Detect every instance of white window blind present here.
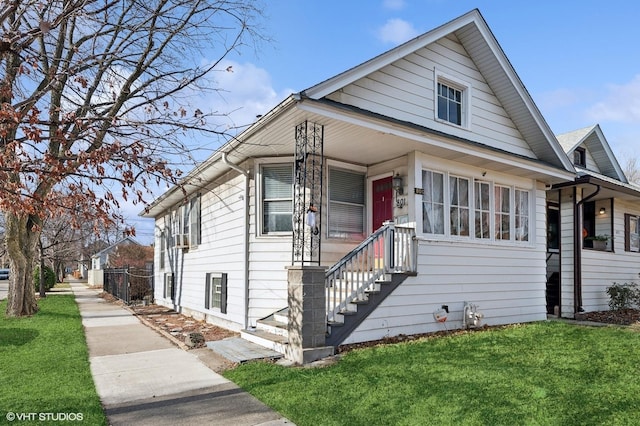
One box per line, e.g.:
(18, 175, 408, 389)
(262, 164, 293, 233)
(329, 168, 365, 238)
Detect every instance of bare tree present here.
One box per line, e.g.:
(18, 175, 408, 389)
(622, 154, 640, 186)
(1, 0, 266, 316)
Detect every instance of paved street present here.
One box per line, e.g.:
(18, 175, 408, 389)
(0, 280, 7, 300)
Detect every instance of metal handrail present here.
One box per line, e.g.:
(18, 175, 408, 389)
(325, 223, 416, 323)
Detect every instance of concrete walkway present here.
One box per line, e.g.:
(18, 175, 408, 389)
(71, 281, 293, 426)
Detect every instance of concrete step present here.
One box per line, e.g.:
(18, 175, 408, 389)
(240, 328, 288, 355)
(206, 336, 283, 363)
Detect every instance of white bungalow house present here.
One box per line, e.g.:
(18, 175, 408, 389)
(141, 9, 580, 362)
(548, 124, 640, 318)
(88, 236, 141, 287)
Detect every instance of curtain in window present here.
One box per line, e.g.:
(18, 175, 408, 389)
(450, 176, 470, 236)
(474, 181, 490, 239)
(632, 218, 640, 252)
(262, 164, 293, 233)
(422, 170, 444, 234)
(515, 189, 529, 241)
(329, 168, 365, 238)
(494, 185, 510, 240)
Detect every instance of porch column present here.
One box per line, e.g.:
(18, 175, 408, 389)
(286, 265, 334, 364)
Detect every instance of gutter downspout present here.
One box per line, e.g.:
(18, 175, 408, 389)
(222, 153, 251, 329)
(574, 183, 601, 314)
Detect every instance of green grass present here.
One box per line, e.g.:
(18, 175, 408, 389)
(225, 322, 640, 426)
(0, 296, 106, 425)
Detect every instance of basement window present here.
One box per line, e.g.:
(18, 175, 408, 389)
(205, 272, 227, 314)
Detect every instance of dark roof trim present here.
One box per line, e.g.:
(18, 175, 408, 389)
(552, 174, 640, 198)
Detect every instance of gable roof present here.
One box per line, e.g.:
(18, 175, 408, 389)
(556, 124, 627, 183)
(91, 236, 141, 259)
(302, 9, 574, 172)
(141, 9, 576, 218)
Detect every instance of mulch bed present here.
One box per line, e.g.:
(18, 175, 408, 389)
(577, 308, 640, 325)
(98, 292, 640, 352)
(98, 293, 238, 348)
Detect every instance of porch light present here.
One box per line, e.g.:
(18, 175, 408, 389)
(392, 174, 404, 195)
(599, 207, 606, 215)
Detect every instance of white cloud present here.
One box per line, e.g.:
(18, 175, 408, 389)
(382, 0, 406, 10)
(587, 74, 640, 123)
(377, 18, 419, 45)
(195, 60, 293, 132)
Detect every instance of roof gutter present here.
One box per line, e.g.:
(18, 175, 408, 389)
(221, 152, 249, 177)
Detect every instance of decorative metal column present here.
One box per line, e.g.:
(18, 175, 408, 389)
(292, 121, 324, 265)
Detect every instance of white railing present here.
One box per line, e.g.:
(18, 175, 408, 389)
(325, 223, 416, 323)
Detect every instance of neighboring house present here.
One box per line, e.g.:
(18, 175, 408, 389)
(141, 9, 581, 362)
(88, 237, 141, 286)
(549, 125, 640, 317)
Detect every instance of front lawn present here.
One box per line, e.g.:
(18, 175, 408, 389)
(0, 295, 106, 425)
(225, 321, 640, 426)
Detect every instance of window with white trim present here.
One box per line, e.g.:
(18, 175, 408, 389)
(422, 170, 445, 234)
(434, 71, 470, 128)
(495, 185, 511, 241)
(328, 168, 365, 239)
(261, 163, 293, 234)
(437, 82, 462, 125)
(205, 272, 227, 313)
(163, 273, 174, 301)
(421, 169, 531, 243)
(474, 181, 491, 239)
(159, 231, 166, 269)
(171, 194, 201, 248)
(515, 189, 529, 242)
(449, 175, 470, 236)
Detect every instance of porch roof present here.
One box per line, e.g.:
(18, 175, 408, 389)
(551, 168, 640, 202)
(141, 94, 576, 218)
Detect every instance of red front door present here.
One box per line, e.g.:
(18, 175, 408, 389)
(372, 176, 394, 267)
(372, 176, 393, 231)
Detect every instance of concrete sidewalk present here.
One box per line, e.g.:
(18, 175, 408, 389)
(71, 281, 293, 426)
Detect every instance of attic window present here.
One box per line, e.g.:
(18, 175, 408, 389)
(434, 69, 470, 128)
(437, 82, 462, 125)
(574, 147, 586, 167)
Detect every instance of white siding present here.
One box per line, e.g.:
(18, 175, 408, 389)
(343, 167, 548, 345)
(583, 148, 601, 173)
(559, 188, 575, 318)
(246, 158, 372, 326)
(581, 199, 640, 312)
(326, 34, 534, 159)
(154, 170, 249, 331)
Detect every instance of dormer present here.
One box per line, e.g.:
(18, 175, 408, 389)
(557, 124, 627, 183)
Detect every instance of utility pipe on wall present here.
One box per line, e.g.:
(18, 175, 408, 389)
(222, 152, 251, 329)
(574, 183, 600, 314)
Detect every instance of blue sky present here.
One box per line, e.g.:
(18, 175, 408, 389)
(130, 0, 640, 242)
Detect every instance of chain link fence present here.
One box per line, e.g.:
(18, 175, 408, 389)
(103, 264, 154, 305)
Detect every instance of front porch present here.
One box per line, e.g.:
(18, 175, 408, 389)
(242, 222, 418, 364)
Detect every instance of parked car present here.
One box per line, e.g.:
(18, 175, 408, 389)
(0, 269, 9, 280)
